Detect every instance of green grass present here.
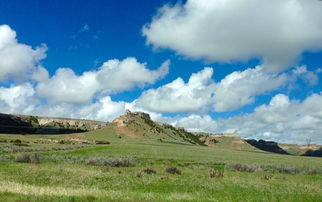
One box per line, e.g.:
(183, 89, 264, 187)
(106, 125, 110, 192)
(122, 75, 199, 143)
(0, 128, 322, 201)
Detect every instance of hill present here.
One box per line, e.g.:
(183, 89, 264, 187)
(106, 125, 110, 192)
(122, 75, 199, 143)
(112, 110, 205, 146)
(245, 139, 289, 155)
(193, 132, 257, 151)
(0, 113, 107, 134)
(279, 143, 322, 156)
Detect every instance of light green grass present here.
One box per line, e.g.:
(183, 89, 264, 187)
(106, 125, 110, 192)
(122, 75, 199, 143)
(0, 129, 322, 201)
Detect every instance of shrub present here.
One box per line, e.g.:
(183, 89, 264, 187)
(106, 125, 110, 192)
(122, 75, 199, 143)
(15, 153, 40, 164)
(58, 140, 72, 144)
(228, 163, 262, 173)
(136, 172, 143, 178)
(166, 166, 181, 174)
(0, 139, 7, 143)
(11, 139, 22, 144)
(262, 175, 273, 180)
(0, 155, 9, 162)
(95, 140, 110, 145)
(209, 169, 224, 178)
(142, 168, 157, 174)
(263, 165, 322, 175)
(85, 157, 134, 167)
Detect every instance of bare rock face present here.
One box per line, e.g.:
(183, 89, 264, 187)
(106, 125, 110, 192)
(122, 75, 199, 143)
(125, 110, 151, 120)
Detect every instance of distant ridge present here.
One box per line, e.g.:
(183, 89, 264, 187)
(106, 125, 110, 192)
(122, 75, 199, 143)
(0, 113, 107, 134)
(245, 139, 289, 155)
(1, 111, 320, 157)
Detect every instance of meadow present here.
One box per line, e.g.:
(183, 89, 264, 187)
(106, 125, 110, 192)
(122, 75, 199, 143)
(0, 126, 321, 201)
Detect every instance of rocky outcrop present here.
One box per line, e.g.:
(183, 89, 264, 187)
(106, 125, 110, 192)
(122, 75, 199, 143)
(303, 147, 322, 157)
(246, 139, 289, 155)
(124, 110, 151, 120)
(0, 113, 107, 134)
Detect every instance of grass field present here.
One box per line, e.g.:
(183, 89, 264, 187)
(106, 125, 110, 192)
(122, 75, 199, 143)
(0, 126, 321, 201)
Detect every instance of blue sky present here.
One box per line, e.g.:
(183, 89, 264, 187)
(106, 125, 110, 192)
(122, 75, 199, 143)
(0, 0, 322, 144)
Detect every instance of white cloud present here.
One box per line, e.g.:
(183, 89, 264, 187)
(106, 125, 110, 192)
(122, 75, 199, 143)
(136, 65, 290, 113)
(0, 82, 127, 122)
(135, 67, 215, 112)
(33, 96, 126, 122)
(143, 0, 322, 71)
(213, 66, 288, 112)
(0, 25, 47, 82)
(37, 58, 170, 104)
(37, 68, 100, 104)
(97, 57, 169, 92)
(169, 93, 322, 144)
(0, 83, 38, 114)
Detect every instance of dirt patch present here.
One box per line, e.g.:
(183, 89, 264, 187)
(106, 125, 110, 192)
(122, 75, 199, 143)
(112, 117, 139, 138)
(114, 125, 138, 138)
(232, 139, 246, 145)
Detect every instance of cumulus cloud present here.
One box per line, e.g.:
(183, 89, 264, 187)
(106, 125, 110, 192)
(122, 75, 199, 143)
(213, 66, 288, 112)
(169, 93, 322, 144)
(33, 96, 127, 122)
(0, 83, 38, 114)
(37, 68, 99, 104)
(135, 67, 215, 112)
(0, 25, 47, 82)
(143, 0, 322, 71)
(37, 58, 170, 104)
(136, 65, 292, 113)
(97, 57, 169, 92)
(0, 82, 127, 122)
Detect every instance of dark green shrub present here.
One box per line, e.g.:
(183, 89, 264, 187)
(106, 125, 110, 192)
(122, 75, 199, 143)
(142, 168, 157, 174)
(95, 140, 110, 145)
(166, 166, 181, 174)
(11, 139, 22, 144)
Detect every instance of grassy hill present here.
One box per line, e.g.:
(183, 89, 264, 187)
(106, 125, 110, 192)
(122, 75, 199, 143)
(0, 111, 322, 201)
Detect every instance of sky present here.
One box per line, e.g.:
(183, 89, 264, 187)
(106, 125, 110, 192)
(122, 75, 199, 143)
(0, 0, 322, 144)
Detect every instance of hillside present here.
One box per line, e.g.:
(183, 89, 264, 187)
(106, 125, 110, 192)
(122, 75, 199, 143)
(245, 139, 289, 155)
(0, 113, 107, 134)
(193, 132, 257, 151)
(111, 110, 205, 146)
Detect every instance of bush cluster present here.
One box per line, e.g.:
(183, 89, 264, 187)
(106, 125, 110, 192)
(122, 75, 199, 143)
(44, 155, 135, 167)
(85, 157, 134, 167)
(209, 169, 224, 178)
(264, 165, 322, 175)
(15, 153, 40, 164)
(227, 162, 322, 175)
(227, 163, 262, 173)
